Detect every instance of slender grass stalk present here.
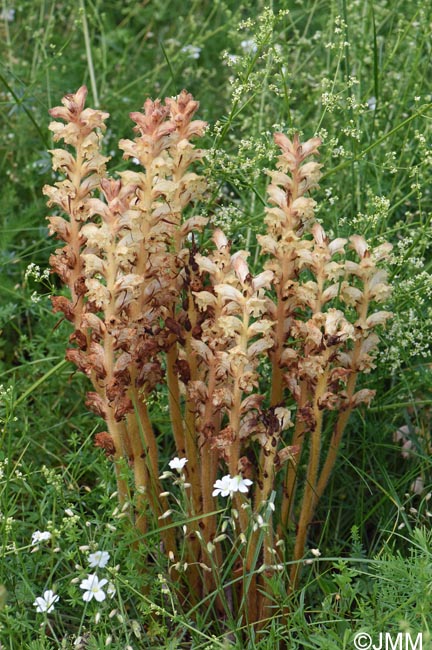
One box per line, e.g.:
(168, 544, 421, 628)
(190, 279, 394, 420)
(79, 0, 99, 107)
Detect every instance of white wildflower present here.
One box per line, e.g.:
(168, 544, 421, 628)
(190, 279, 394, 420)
(88, 550, 110, 569)
(168, 457, 188, 471)
(212, 475, 234, 497)
(79, 574, 108, 602)
(31, 530, 52, 546)
(230, 475, 253, 494)
(212, 474, 253, 498)
(33, 589, 59, 613)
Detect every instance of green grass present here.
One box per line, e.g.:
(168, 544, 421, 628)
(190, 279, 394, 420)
(1, 0, 432, 647)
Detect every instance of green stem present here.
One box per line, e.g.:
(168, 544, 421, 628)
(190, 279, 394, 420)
(79, 0, 99, 107)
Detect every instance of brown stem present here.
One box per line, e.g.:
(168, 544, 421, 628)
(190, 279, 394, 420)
(255, 440, 277, 623)
(199, 366, 221, 595)
(279, 381, 308, 532)
(290, 368, 329, 588)
(270, 291, 286, 407)
(199, 365, 219, 533)
(125, 409, 150, 538)
(105, 411, 130, 508)
(315, 291, 370, 509)
(127, 391, 176, 553)
(166, 345, 187, 457)
(315, 372, 358, 503)
(182, 323, 206, 600)
(183, 338, 202, 517)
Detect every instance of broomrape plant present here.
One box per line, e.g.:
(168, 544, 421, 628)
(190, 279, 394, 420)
(43, 86, 392, 627)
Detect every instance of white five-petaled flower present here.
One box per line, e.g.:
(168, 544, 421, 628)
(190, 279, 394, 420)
(79, 574, 108, 602)
(31, 530, 52, 546)
(229, 475, 253, 494)
(212, 474, 253, 498)
(212, 475, 233, 497)
(33, 589, 59, 613)
(168, 457, 188, 471)
(88, 550, 110, 568)
(311, 548, 321, 558)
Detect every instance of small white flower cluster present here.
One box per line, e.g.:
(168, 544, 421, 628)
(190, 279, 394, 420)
(0, 512, 14, 535)
(32, 546, 115, 614)
(212, 474, 252, 498)
(41, 465, 63, 491)
(24, 263, 50, 283)
(30, 291, 42, 304)
(222, 51, 239, 67)
(181, 45, 201, 60)
(0, 384, 14, 405)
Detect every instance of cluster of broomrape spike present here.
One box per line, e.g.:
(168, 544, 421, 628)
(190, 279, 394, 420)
(44, 86, 392, 626)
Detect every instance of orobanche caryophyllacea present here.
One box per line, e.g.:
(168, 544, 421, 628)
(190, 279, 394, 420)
(44, 86, 392, 627)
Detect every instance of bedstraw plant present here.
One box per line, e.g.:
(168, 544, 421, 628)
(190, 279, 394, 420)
(44, 86, 392, 628)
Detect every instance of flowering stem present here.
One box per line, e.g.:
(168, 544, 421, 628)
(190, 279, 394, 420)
(105, 412, 130, 508)
(280, 382, 308, 532)
(166, 346, 187, 457)
(290, 367, 329, 588)
(130, 395, 177, 553)
(198, 364, 222, 597)
(270, 286, 288, 406)
(184, 338, 202, 516)
(255, 442, 278, 621)
(315, 389, 355, 504)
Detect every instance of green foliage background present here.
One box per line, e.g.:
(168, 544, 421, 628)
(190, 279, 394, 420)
(0, 0, 431, 647)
